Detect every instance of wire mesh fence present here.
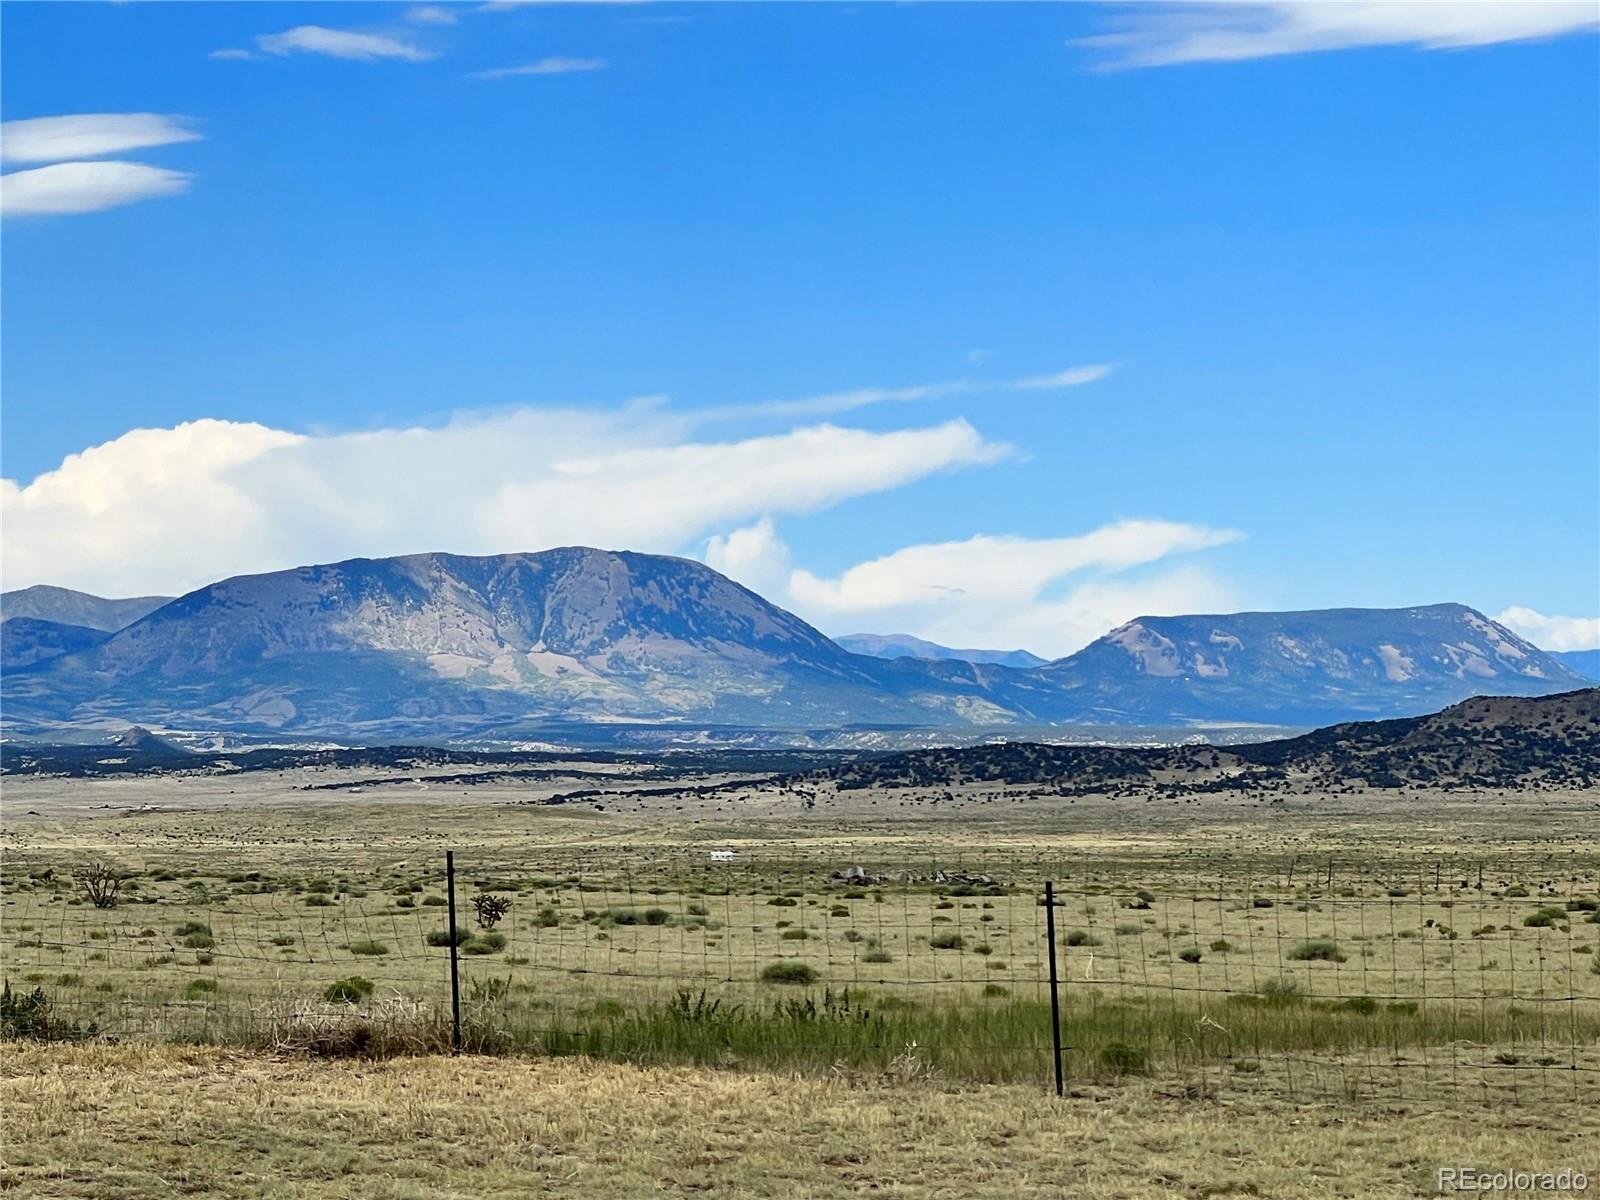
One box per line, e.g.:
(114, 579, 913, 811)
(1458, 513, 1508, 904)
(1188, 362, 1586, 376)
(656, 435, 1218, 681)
(4, 844, 1598, 1103)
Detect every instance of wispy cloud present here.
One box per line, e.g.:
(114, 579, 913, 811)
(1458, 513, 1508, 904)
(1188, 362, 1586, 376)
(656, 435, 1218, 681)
(1076, 1, 1599, 69)
(209, 49, 255, 61)
(407, 5, 460, 26)
(255, 25, 438, 63)
(1, 114, 200, 219)
(1, 113, 200, 164)
(702, 363, 1114, 421)
(1496, 606, 1600, 652)
(471, 56, 608, 79)
(1, 161, 193, 217)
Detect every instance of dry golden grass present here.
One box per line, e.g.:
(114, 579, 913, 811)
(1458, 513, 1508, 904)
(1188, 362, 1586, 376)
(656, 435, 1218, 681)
(4, 1041, 1597, 1200)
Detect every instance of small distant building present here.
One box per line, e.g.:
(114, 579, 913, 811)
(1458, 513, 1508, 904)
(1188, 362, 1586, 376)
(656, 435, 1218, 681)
(709, 849, 736, 862)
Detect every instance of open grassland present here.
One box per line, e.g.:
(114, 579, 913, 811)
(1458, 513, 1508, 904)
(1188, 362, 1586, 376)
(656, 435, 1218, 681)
(5, 1041, 1599, 1200)
(3, 772, 1599, 1102)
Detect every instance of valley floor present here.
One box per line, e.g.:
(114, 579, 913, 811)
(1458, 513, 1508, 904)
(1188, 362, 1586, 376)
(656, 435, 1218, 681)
(5, 1042, 1597, 1200)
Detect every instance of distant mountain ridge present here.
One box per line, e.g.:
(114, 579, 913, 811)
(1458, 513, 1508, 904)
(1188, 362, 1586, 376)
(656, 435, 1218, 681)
(1038, 604, 1575, 727)
(806, 688, 1600, 795)
(1552, 650, 1600, 682)
(1, 618, 111, 669)
(0, 550, 1585, 739)
(1, 585, 172, 632)
(836, 633, 1047, 669)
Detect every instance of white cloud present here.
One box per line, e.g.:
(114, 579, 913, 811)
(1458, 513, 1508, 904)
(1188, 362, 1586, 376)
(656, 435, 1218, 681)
(1, 161, 192, 217)
(2, 410, 1004, 598)
(1078, 1, 1599, 68)
(471, 57, 608, 79)
(704, 363, 1114, 421)
(1, 113, 201, 164)
(704, 517, 791, 601)
(1495, 606, 1600, 652)
(256, 26, 437, 62)
(700, 518, 1241, 658)
(210, 49, 255, 61)
(407, 5, 460, 25)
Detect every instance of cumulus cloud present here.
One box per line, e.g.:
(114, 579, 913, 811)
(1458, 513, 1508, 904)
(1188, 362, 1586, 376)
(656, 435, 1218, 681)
(2, 410, 1004, 598)
(703, 518, 1241, 658)
(1, 113, 200, 164)
(1, 161, 193, 217)
(1495, 606, 1600, 652)
(1077, 1, 1599, 68)
(256, 26, 437, 62)
(471, 57, 607, 79)
(704, 517, 792, 602)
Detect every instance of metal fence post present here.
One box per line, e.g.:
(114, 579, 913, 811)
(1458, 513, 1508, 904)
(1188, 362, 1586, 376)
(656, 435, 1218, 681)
(1045, 879, 1063, 1098)
(446, 849, 462, 1054)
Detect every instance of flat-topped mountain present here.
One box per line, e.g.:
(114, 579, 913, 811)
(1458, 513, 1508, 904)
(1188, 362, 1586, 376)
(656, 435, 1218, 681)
(1039, 604, 1577, 726)
(1, 550, 1584, 739)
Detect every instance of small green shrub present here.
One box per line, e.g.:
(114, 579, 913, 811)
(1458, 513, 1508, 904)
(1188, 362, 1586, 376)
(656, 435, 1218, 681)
(1209, 938, 1233, 952)
(780, 929, 809, 941)
(462, 932, 507, 955)
(425, 929, 470, 947)
(760, 961, 818, 985)
(1178, 947, 1202, 963)
(1287, 939, 1346, 963)
(349, 940, 389, 957)
(982, 983, 1010, 998)
(1064, 930, 1101, 948)
(184, 978, 218, 999)
(929, 931, 965, 951)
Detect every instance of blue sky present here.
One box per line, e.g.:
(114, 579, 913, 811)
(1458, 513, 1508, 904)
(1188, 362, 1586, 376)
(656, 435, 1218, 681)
(2, 1, 1597, 656)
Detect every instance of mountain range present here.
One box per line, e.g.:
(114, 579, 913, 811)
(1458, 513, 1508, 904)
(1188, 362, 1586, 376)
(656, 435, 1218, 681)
(1, 548, 1588, 741)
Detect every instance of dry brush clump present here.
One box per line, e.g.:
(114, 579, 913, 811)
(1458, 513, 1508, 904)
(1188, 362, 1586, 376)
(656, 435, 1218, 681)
(73, 861, 130, 909)
(255, 994, 510, 1058)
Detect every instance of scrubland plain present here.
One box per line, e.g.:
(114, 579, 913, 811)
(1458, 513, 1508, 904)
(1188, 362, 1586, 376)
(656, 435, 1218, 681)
(3, 765, 1598, 1197)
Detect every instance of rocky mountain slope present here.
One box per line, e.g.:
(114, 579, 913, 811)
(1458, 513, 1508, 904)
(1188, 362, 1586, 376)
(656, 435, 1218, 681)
(836, 633, 1047, 669)
(1, 551, 1584, 740)
(808, 687, 1600, 794)
(1038, 604, 1578, 726)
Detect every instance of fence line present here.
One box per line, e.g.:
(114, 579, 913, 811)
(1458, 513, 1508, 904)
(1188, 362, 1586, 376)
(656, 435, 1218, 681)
(3, 847, 1598, 1103)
